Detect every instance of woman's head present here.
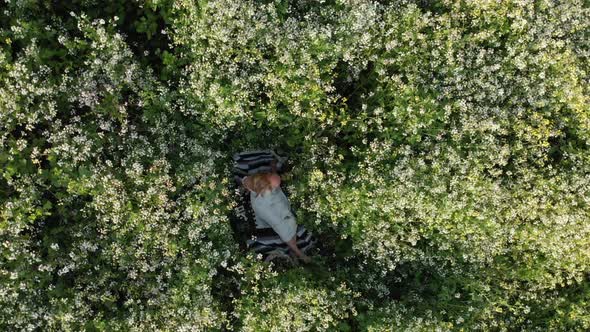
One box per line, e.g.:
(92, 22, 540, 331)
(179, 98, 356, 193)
(243, 172, 280, 197)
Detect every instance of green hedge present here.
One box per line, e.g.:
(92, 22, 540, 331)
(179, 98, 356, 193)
(1, 0, 589, 330)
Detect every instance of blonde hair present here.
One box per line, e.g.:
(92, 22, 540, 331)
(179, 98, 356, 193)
(243, 173, 273, 197)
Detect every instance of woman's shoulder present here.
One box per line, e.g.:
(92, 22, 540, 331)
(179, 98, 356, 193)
(250, 187, 276, 199)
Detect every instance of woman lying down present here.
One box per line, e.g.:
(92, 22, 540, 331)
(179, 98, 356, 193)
(242, 172, 314, 264)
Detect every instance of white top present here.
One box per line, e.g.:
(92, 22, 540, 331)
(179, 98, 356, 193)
(249, 186, 297, 242)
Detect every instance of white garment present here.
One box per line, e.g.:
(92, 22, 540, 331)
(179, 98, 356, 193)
(249, 186, 297, 242)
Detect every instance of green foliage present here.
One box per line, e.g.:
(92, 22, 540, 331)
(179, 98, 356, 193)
(1, 0, 589, 330)
(233, 264, 359, 331)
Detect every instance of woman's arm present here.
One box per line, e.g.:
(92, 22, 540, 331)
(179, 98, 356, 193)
(242, 176, 251, 192)
(285, 235, 311, 263)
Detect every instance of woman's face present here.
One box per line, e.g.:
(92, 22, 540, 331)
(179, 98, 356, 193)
(267, 173, 281, 188)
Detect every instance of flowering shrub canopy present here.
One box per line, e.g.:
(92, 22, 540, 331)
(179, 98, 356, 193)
(1, 0, 589, 330)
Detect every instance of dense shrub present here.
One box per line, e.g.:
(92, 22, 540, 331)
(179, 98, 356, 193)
(1, 0, 589, 330)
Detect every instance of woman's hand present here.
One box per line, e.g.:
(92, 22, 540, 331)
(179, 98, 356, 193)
(285, 236, 311, 263)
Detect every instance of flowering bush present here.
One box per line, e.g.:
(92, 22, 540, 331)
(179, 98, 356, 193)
(232, 261, 359, 332)
(1, 0, 589, 330)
